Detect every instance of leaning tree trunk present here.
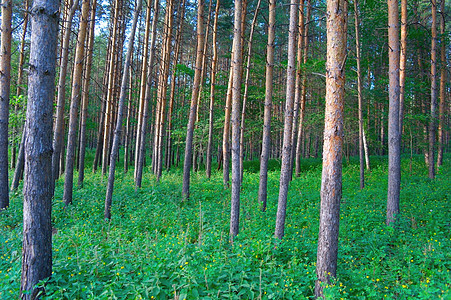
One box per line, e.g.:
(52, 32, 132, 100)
(20, 0, 59, 297)
(274, 0, 298, 240)
(105, 0, 142, 219)
(182, 0, 205, 200)
(428, 0, 438, 179)
(0, 0, 12, 210)
(62, 0, 90, 206)
(314, 0, 347, 296)
(386, 0, 401, 225)
(257, 0, 276, 212)
(437, 0, 446, 168)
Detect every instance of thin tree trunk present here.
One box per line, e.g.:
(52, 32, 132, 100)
(258, 0, 276, 211)
(428, 0, 438, 179)
(437, 0, 446, 168)
(314, 0, 347, 296)
(105, 0, 142, 219)
(399, 0, 407, 132)
(77, 0, 96, 187)
(124, 58, 133, 173)
(386, 0, 401, 225)
(0, 0, 12, 209)
(274, 0, 298, 240)
(223, 65, 233, 186)
(10, 128, 25, 191)
(182, 0, 205, 200)
(62, 0, 91, 205)
(52, 0, 79, 181)
(206, 0, 220, 179)
(20, 0, 58, 296)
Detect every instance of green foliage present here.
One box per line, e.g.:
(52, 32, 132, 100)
(1, 155, 450, 299)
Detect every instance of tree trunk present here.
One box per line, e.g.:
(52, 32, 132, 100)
(314, 0, 347, 296)
(0, 0, 12, 209)
(428, 0, 438, 179)
(274, 0, 298, 240)
(20, 0, 58, 296)
(258, 0, 275, 211)
(437, 0, 446, 168)
(386, 0, 401, 225)
(223, 65, 233, 187)
(62, 0, 91, 206)
(10, 128, 25, 191)
(78, 0, 97, 187)
(399, 0, 406, 132)
(52, 0, 79, 182)
(105, 0, 142, 219)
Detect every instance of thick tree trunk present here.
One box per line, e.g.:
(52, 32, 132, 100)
(182, 0, 205, 200)
(229, 0, 243, 241)
(386, 0, 401, 225)
(206, 0, 220, 179)
(20, 0, 58, 297)
(105, 0, 142, 219)
(52, 0, 79, 182)
(0, 0, 12, 209)
(62, 0, 91, 205)
(428, 0, 438, 179)
(274, 0, 298, 240)
(314, 0, 347, 296)
(258, 0, 275, 211)
(78, 0, 97, 187)
(437, 0, 446, 168)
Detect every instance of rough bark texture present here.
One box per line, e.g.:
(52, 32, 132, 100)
(0, 0, 12, 209)
(437, 0, 446, 168)
(63, 0, 90, 206)
(386, 0, 401, 225)
(315, 0, 347, 296)
(105, 0, 141, 219)
(428, 0, 437, 179)
(229, 0, 243, 240)
(20, 0, 59, 297)
(258, 0, 275, 211)
(274, 0, 297, 240)
(182, 0, 204, 200)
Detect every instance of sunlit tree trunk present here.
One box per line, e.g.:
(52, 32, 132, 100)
(20, 0, 58, 296)
(437, 0, 446, 168)
(315, 0, 347, 296)
(386, 0, 401, 225)
(428, 0, 438, 179)
(274, 0, 298, 240)
(399, 0, 407, 132)
(182, 0, 205, 200)
(258, 0, 275, 211)
(105, 0, 142, 219)
(0, 0, 12, 209)
(62, 0, 90, 205)
(223, 65, 233, 186)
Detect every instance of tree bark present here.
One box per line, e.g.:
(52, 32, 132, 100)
(105, 0, 142, 219)
(428, 0, 438, 179)
(315, 0, 347, 296)
(258, 0, 275, 211)
(62, 0, 91, 205)
(437, 0, 446, 168)
(274, 0, 298, 240)
(386, 0, 401, 225)
(0, 0, 12, 209)
(20, 0, 58, 297)
(399, 0, 407, 133)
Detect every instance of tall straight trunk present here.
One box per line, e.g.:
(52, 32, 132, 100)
(315, 0, 347, 296)
(134, 1, 152, 179)
(223, 65, 233, 186)
(428, 0, 438, 179)
(20, 0, 58, 296)
(182, 0, 205, 200)
(274, 0, 298, 240)
(105, 0, 142, 219)
(437, 0, 446, 168)
(229, 0, 243, 241)
(52, 0, 79, 181)
(124, 60, 133, 172)
(77, 0, 97, 187)
(354, 0, 364, 189)
(386, 0, 401, 225)
(258, 0, 276, 211)
(135, 0, 159, 189)
(206, 0, 220, 179)
(239, 0, 261, 182)
(62, 0, 90, 206)
(0, 0, 12, 209)
(399, 0, 407, 132)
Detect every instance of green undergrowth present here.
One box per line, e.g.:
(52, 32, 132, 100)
(1, 155, 450, 299)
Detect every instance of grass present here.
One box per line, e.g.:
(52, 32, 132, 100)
(1, 154, 450, 299)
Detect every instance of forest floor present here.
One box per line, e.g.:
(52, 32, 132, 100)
(1, 154, 450, 299)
